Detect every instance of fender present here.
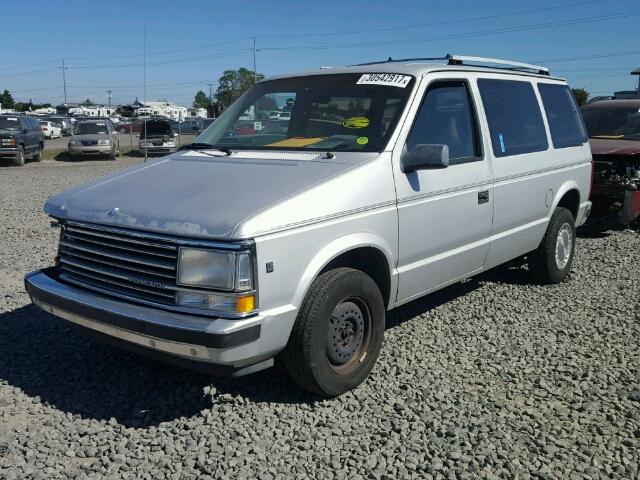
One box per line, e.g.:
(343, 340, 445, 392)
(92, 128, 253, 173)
(548, 180, 580, 219)
(291, 232, 397, 311)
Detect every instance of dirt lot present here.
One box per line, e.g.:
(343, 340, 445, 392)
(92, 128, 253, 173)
(0, 158, 638, 479)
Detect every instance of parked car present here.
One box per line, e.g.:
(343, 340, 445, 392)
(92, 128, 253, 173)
(38, 120, 63, 139)
(45, 116, 73, 136)
(0, 115, 44, 166)
(581, 99, 640, 227)
(180, 118, 202, 133)
(68, 120, 120, 159)
(25, 56, 592, 395)
(118, 120, 142, 134)
(198, 117, 216, 133)
(138, 118, 177, 155)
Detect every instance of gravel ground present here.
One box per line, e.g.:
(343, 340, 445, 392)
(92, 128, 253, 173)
(1, 159, 639, 480)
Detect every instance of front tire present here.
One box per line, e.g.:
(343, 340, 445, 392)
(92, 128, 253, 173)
(283, 267, 385, 396)
(528, 207, 576, 284)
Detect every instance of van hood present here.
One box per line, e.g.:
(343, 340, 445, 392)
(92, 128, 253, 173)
(44, 151, 372, 239)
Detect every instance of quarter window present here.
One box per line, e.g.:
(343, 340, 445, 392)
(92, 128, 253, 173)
(406, 81, 481, 164)
(538, 83, 588, 148)
(478, 79, 548, 157)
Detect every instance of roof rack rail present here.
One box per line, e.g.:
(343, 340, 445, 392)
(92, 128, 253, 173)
(351, 54, 550, 75)
(446, 54, 549, 75)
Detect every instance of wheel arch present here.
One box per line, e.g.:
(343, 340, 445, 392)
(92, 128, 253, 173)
(551, 182, 581, 220)
(292, 233, 396, 311)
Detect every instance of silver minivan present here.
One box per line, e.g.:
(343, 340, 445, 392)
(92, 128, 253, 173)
(25, 56, 592, 396)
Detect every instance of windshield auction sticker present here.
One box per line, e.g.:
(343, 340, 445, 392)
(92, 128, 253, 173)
(357, 73, 412, 88)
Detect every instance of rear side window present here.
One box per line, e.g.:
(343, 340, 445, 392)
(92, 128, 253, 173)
(538, 83, 587, 148)
(478, 79, 548, 157)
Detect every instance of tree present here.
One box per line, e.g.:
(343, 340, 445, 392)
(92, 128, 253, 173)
(571, 88, 589, 106)
(0, 89, 15, 109)
(193, 90, 211, 110)
(257, 96, 277, 112)
(215, 68, 264, 109)
(81, 98, 94, 106)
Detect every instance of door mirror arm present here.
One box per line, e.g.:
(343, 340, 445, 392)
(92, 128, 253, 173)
(401, 144, 450, 173)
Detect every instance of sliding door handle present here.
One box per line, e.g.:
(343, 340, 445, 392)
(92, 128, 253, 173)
(478, 190, 489, 204)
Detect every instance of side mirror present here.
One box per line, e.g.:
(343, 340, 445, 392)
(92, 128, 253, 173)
(23, 128, 29, 134)
(401, 144, 450, 173)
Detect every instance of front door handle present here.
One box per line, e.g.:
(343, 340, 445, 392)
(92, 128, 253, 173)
(478, 190, 489, 204)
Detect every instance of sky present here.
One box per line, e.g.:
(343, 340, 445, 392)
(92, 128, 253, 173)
(1, 0, 639, 107)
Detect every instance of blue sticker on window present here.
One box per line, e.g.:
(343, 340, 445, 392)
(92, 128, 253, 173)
(498, 133, 506, 153)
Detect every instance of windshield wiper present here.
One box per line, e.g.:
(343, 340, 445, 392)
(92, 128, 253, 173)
(179, 143, 232, 156)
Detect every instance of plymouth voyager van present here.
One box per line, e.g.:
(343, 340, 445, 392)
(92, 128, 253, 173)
(25, 55, 592, 395)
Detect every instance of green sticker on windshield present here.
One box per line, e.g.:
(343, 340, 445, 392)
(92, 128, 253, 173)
(343, 116, 370, 129)
(356, 136, 369, 145)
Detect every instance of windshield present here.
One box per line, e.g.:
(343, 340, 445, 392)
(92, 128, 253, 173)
(0, 117, 21, 131)
(582, 107, 640, 140)
(195, 73, 416, 152)
(75, 122, 109, 135)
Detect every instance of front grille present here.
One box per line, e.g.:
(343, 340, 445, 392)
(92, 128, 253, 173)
(57, 223, 179, 307)
(81, 140, 98, 146)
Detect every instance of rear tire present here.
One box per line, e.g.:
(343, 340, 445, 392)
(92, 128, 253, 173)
(14, 146, 25, 166)
(528, 207, 576, 284)
(282, 267, 385, 396)
(33, 144, 43, 162)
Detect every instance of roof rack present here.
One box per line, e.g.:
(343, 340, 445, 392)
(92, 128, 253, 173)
(352, 54, 550, 76)
(446, 55, 549, 75)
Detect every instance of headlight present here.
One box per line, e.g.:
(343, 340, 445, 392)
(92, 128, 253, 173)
(97, 139, 111, 145)
(177, 247, 256, 314)
(178, 248, 235, 289)
(164, 139, 176, 147)
(140, 141, 152, 147)
(69, 140, 80, 146)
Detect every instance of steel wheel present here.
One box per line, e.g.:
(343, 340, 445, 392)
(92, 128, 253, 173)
(555, 223, 573, 270)
(326, 298, 371, 374)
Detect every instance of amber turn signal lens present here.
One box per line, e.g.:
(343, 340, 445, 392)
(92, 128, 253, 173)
(236, 294, 255, 313)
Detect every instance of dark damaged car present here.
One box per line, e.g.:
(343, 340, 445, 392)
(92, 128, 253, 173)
(138, 118, 177, 155)
(582, 99, 640, 227)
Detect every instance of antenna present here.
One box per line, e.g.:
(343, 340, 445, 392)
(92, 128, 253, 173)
(143, 24, 147, 163)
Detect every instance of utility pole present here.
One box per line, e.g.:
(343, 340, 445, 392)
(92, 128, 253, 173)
(61, 59, 68, 104)
(207, 83, 213, 117)
(106, 90, 112, 107)
(253, 36, 257, 84)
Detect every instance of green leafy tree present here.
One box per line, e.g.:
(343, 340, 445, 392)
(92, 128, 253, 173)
(571, 88, 589, 106)
(257, 96, 277, 112)
(215, 68, 264, 109)
(81, 98, 94, 106)
(193, 90, 211, 109)
(0, 89, 15, 109)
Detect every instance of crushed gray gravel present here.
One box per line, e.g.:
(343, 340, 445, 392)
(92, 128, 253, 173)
(1, 158, 639, 480)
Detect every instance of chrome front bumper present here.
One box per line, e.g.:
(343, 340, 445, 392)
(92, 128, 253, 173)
(25, 269, 276, 376)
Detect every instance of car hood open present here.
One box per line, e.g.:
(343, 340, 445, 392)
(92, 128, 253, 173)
(44, 151, 371, 239)
(590, 138, 640, 156)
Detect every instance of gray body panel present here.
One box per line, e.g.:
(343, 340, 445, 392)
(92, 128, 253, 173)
(44, 153, 373, 239)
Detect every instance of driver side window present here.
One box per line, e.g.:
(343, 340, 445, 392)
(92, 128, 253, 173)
(406, 81, 482, 165)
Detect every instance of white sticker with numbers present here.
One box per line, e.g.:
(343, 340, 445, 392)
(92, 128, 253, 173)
(357, 73, 412, 88)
